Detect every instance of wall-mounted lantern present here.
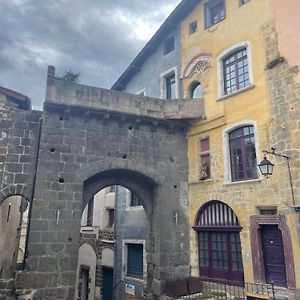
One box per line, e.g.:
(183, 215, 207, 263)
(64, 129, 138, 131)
(258, 156, 274, 177)
(258, 147, 297, 210)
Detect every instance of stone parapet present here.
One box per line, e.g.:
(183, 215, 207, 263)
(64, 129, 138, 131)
(45, 66, 205, 123)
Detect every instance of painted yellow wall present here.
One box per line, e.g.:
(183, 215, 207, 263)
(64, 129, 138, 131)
(181, 0, 300, 288)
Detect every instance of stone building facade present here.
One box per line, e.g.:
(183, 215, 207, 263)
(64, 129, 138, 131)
(113, 0, 300, 297)
(0, 86, 41, 299)
(0, 67, 203, 299)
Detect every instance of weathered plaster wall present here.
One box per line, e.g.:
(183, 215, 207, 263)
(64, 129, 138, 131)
(114, 186, 147, 300)
(123, 29, 183, 99)
(74, 243, 97, 300)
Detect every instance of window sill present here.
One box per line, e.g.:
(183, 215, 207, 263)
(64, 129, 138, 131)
(125, 206, 144, 211)
(224, 178, 261, 186)
(124, 276, 145, 285)
(217, 84, 255, 101)
(189, 179, 213, 185)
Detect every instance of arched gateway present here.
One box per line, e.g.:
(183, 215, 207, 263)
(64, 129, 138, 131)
(8, 66, 205, 299)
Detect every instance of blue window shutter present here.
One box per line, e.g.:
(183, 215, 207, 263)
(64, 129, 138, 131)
(127, 244, 143, 279)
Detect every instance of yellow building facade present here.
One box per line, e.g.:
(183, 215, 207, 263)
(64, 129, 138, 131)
(181, 0, 300, 294)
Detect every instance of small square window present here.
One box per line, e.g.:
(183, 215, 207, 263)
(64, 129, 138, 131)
(205, 0, 225, 29)
(164, 36, 175, 55)
(130, 193, 142, 207)
(189, 21, 198, 34)
(260, 208, 277, 215)
(240, 0, 250, 5)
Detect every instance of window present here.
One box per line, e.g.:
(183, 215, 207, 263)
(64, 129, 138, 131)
(189, 21, 198, 34)
(127, 243, 143, 279)
(190, 82, 203, 99)
(229, 126, 257, 182)
(160, 67, 178, 100)
(240, 0, 250, 5)
(80, 267, 90, 300)
(194, 201, 244, 284)
(107, 208, 114, 227)
(223, 48, 249, 95)
(259, 208, 277, 215)
(205, 0, 225, 29)
(86, 198, 94, 226)
(131, 193, 142, 207)
(199, 138, 210, 180)
(164, 36, 175, 55)
(165, 73, 176, 99)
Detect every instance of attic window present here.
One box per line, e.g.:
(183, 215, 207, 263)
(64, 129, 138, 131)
(205, 0, 225, 29)
(189, 21, 198, 34)
(240, 0, 250, 5)
(164, 36, 175, 55)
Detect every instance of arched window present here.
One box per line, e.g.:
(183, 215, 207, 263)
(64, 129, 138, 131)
(229, 125, 257, 181)
(193, 201, 244, 285)
(190, 82, 203, 99)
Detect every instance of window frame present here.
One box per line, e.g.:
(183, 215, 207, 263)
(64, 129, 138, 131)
(86, 198, 94, 226)
(189, 21, 198, 34)
(106, 208, 115, 228)
(122, 240, 146, 282)
(160, 66, 178, 100)
(217, 42, 254, 99)
(165, 73, 176, 99)
(163, 35, 175, 55)
(190, 81, 203, 99)
(204, 0, 226, 29)
(194, 201, 244, 285)
(239, 0, 250, 5)
(229, 126, 257, 182)
(222, 121, 261, 184)
(199, 137, 211, 180)
(125, 188, 144, 211)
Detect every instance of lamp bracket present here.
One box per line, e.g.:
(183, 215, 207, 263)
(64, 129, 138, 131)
(263, 148, 289, 160)
(261, 148, 295, 207)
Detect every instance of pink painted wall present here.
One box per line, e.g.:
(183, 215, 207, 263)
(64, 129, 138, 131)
(270, 0, 300, 82)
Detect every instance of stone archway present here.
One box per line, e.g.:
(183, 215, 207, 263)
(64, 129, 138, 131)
(0, 195, 30, 279)
(13, 67, 202, 299)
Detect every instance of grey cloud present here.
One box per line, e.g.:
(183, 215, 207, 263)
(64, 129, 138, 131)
(0, 0, 180, 108)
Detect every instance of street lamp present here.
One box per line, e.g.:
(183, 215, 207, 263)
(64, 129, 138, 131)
(258, 155, 274, 177)
(258, 147, 295, 207)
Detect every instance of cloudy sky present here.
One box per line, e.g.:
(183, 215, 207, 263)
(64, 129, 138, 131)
(0, 0, 181, 109)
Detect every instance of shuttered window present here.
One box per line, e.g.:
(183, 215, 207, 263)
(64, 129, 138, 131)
(127, 244, 143, 279)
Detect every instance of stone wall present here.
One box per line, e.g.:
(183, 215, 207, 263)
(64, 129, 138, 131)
(13, 68, 203, 299)
(0, 94, 41, 204)
(114, 186, 148, 300)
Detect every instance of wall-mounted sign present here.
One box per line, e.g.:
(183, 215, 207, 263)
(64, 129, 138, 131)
(125, 283, 135, 296)
(182, 53, 212, 78)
